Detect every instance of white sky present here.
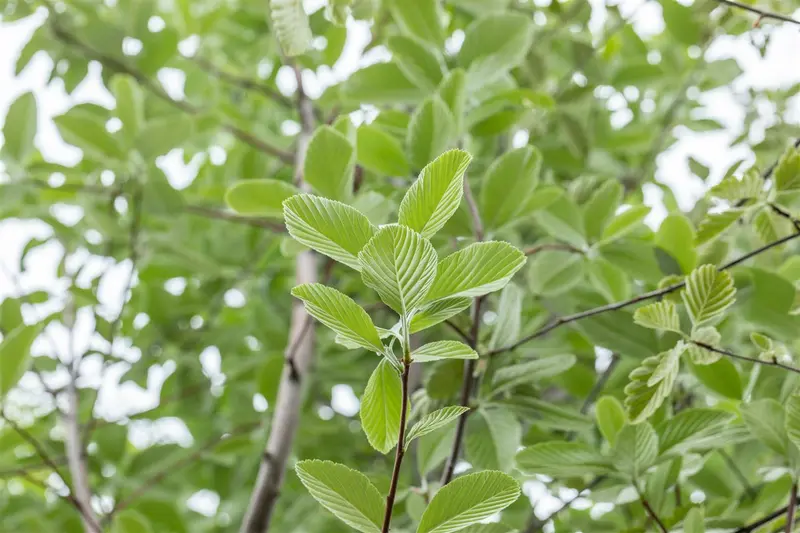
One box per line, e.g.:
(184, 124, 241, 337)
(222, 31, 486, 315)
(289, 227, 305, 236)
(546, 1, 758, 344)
(0, 0, 799, 523)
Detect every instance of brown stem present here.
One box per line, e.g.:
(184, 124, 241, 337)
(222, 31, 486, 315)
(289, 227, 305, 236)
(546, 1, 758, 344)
(489, 230, 800, 356)
(239, 62, 317, 533)
(735, 504, 799, 532)
(382, 361, 411, 533)
(787, 483, 798, 533)
(769, 203, 800, 232)
(713, 0, 800, 26)
(692, 341, 800, 375)
(641, 497, 668, 533)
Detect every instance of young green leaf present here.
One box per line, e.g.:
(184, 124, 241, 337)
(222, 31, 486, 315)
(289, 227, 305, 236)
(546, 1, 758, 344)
(595, 395, 627, 447)
(535, 196, 587, 249)
(459, 13, 534, 90)
(658, 408, 736, 456)
(54, 107, 125, 160)
(601, 205, 649, 242)
(424, 242, 526, 303)
(291, 284, 384, 354)
(295, 460, 384, 533)
(387, 0, 445, 45)
(741, 399, 789, 456)
(417, 471, 520, 533)
(686, 327, 722, 364)
(405, 406, 470, 448)
(583, 179, 623, 241)
(398, 149, 472, 238)
(412, 341, 478, 362)
(480, 146, 541, 229)
(284, 194, 376, 271)
(406, 96, 456, 171)
(270, 0, 311, 56)
(226, 179, 299, 218)
(681, 265, 736, 326)
(491, 355, 576, 394)
(356, 124, 410, 176)
(528, 250, 584, 297)
(360, 359, 402, 454)
(709, 169, 762, 201)
(488, 282, 522, 350)
(358, 225, 438, 315)
(612, 423, 658, 478)
(2, 91, 38, 165)
(516, 442, 612, 477)
(633, 301, 681, 332)
(624, 349, 679, 424)
(785, 394, 800, 452)
(0, 324, 41, 398)
(775, 146, 800, 192)
(695, 209, 744, 245)
(656, 214, 697, 274)
(409, 298, 471, 333)
(304, 126, 355, 201)
(387, 35, 444, 91)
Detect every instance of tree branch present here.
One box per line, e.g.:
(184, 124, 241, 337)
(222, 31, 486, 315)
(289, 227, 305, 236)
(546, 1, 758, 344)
(183, 204, 286, 232)
(692, 341, 800, 375)
(641, 496, 669, 533)
(735, 503, 800, 533)
(489, 230, 800, 356)
(382, 360, 411, 533)
(524, 243, 584, 256)
(240, 62, 318, 533)
(713, 0, 800, 26)
(787, 482, 798, 533)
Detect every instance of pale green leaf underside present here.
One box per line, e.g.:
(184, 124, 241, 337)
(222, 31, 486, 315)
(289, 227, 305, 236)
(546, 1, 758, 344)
(633, 301, 681, 332)
(624, 350, 679, 424)
(284, 194, 376, 271)
(425, 242, 526, 303)
(360, 359, 402, 454)
(658, 408, 735, 455)
(226, 179, 299, 218)
(417, 471, 520, 533)
(516, 442, 612, 477)
(681, 265, 736, 326)
(491, 355, 575, 394)
(270, 0, 312, 56)
(405, 406, 470, 448)
(612, 423, 658, 478)
(410, 297, 471, 333)
(359, 225, 438, 315)
(412, 340, 478, 362)
(399, 149, 472, 238)
(291, 283, 384, 354)
(295, 460, 384, 533)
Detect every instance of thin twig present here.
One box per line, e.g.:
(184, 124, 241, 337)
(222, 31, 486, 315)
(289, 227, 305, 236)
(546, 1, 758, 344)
(769, 203, 800, 232)
(713, 0, 800, 26)
(692, 341, 800, 375)
(381, 360, 411, 533)
(524, 243, 583, 256)
(735, 504, 799, 533)
(641, 497, 669, 533)
(183, 204, 285, 232)
(787, 483, 798, 533)
(489, 230, 800, 356)
(443, 319, 472, 344)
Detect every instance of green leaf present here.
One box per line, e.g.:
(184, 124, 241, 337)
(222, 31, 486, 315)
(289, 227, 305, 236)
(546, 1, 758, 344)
(688, 357, 742, 399)
(516, 442, 612, 477)
(612, 423, 658, 478)
(775, 146, 800, 191)
(633, 301, 681, 332)
(686, 326, 722, 365)
(2, 91, 37, 165)
(356, 124, 409, 176)
(528, 250, 584, 297)
(295, 460, 384, 533)
(437, 69, 467, 133)
(410, 298, 471, 333)
(399, 149, 472, 238)
(412, 341, 478, 362)
(583, 180, 623, 241)
(624, 349, 679, 424)
(305, 126, 355, 201)
(785, 394, 800, 452)
(425, 242, 526, 303)
(656, 214, 697, 274)
(112, 510, 153, 533)
(684, 507, 705, 533)
(661, 0, 701, 45)
(111, 75, 144, 143)
(459, 13, 534, 90)
(492, 355, 576, 394)
(0, 324, 41, 398)
(466, 408, 521, 472)
(741, 399, 789, 456)
(417, 471, 520, 533)
(387, 0, 444, 46)
(405, 406, 470, 448)
(418, 426, 457, 475)
(284, 194, 376, 271)
(480, 146, 542, 229)
(695, 209, 744, 245)
(270, 0, 311, 55)
(681, 265, 736, 326)
(658, 408, 736, 455)
(535, 196, 587, 249)
(135, 115, 194, 159)
(488, 282, 522, 351)
(226, 179, 299, 218)
(709, 169, 761, 201)
(387, 35, 444, 91)
(587, 258, 631, 302)
(54, 108, 124, 160)
(358, 225, 438, 315)
(342, 62, 424, 104)
(601, 205, 650, 242)
(689, 156, 710, 180)
(406, 97, 456, 171)
(291, 283, 384, 354)
(360, 359, 402, 454)
(595, 395, 627, 447)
